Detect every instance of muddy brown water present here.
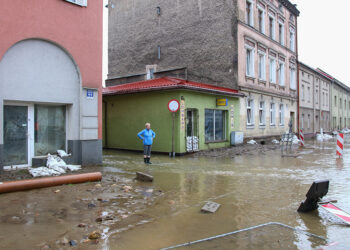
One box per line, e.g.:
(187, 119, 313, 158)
(1, 137, 350, 250)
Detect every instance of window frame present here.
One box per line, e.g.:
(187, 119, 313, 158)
(289, 27, 295, 52)
(258, 6, 265, 34)
(290, 67, 296, 90)
(269, 57, 276, 83)
(247, 98, 255, 126)
(279, 103, 284, 126)
(204, 109, 227, 143)
(270, 102, 276, 126)
(278, 61, 285, 86)
(246, 0, 254, 27)
(245, 45, 255, 77)
(259, 100, 266, 126)
(258, 52, 266, 81)
(278, 21, 285, 46)
(269, 14, 276, 40)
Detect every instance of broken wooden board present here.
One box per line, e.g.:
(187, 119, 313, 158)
(136, 172, 154, 182)
(201, 201, 220, 213)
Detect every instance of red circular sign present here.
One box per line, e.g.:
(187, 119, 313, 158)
(168, 99, 180, 112)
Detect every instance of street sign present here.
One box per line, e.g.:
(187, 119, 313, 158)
(86, 89, 94, 99)
(216, 98, 228, 106)
(168, 99, 180, 112)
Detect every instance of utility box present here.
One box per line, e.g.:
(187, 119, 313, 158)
(231, 131, 244, 146)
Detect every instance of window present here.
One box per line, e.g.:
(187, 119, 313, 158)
(345, 100, 347, 110)
(334, 96, 337, 107)
(307, 87, 311, 103)
(278, 62, 285, 86)
(278, 22, 284, 45)
(290, 68, 296, 90)
(146, 68, 155, 80)
(259, 101, 266, 125)
(270, 102, 276, 125)
(205, 109, 226, 142)
(301, 85, 305, 100)
(258, 53, 266, 81)
(247, 99, 254, 126)
(269, 16, 275, 40)
(326, 93, 328, 106)
(269, 58, 276, 83)
(258, 8, 265, 33)
(315, 89, 318, 104)
(289, 28, 295, 51)
(301, 114, 304, 129)
(307, 114, 310, 129)
(246, 47, 255, 77)
(279, 103, 284, 126)
(246, 0, 254, 26)
(340, 98, 342, 109)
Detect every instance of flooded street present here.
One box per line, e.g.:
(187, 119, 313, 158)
(1, 137, 350, 249)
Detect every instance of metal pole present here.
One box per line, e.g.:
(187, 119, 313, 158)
(172, 112, 175, 157)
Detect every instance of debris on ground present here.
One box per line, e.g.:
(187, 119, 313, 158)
(122, 185, 132, 192)
(88, 231, 101, 240)
(247, 140, 257, 145)
(69, 240, 77, 246)
(136, 172, 154, 182)
(77, 223, 87, 228)
(341, 128, 350, 134)
(28, 154, 81, 177)
(95, 184, 102, 188)
(316, 133, 333, 141)
(57, 150, 71, 158)
(201, 201, 221, 213)
(271, 139, 280, 144)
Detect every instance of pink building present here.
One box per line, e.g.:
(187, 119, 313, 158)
(237, 0, 299, 139)
(0, 0, 103, 169)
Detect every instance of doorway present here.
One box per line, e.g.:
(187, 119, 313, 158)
(290, 111, 295, 132)
(186, 109, 199, 152)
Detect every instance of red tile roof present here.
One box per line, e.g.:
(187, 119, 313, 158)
(103, 77, 244, 97)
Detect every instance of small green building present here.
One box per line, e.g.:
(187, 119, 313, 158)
(103, 77, 244, 154)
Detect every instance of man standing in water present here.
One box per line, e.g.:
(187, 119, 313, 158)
(137, 123, 156, 164)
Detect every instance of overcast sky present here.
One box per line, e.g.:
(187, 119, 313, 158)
(293, 0, 350, 85)
(103, 0, 350, 85)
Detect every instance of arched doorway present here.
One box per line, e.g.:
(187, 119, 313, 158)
(0, 39, 81, 167)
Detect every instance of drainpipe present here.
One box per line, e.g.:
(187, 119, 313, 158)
(296, 17, 300, 135)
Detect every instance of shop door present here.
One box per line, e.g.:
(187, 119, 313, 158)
(3, 105, 28, 166)
(186, 109, 199, 152)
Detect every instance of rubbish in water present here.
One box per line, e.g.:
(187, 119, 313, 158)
(298, 180, 329, 213)
(57, 150, 71, 157)
(77, 223, 87, 228)
(0, 172, 102, 194)
(88, 231, 101, 240)
(54, 189, 60, 193)
(95, 183, 102, 188)
(320, 203, 350, 225)
(247, 140, 257, 145)
(88, 203, 96, 209)
(69, 240, 77, 246)
(136, 172, 154, 182)
(122, 185, 132, 192)
(201, 201, 221, 213)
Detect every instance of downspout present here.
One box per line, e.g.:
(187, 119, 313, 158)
(296, 17, 300, 135)
(103, 100, 108, 148)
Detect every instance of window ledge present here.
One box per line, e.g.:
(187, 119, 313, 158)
(290, 88, 297, 91)
(205, 140, 228, 144)
(246, 124, 255, 129)
(270, 124, 276, 127)
(245, 75, 255, 81)
(258, 79, 267, 85)
(259, 124, 266, 129)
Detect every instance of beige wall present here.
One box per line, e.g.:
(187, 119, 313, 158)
(299, 63, 331, 134)
(237, 0, 298, 137)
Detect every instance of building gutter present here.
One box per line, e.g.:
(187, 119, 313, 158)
(296, 17, 300, 135)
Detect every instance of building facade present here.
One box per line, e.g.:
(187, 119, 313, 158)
(107, 0, 299, 142)
(103, 78, 243, 154)
(316, 69, 350, 131)
(298, 62, 331, 136)
(237, 0, 299, 138)
(0, 0, 103, 170)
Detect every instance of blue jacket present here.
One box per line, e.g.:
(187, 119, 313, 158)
(137, 129, 156, 145)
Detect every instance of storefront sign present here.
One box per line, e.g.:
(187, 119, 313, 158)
(216, 98, 228, 106)
(230, 104, 234, 129)
(180, 100, 186, 131)
(168, 99, 180, 112)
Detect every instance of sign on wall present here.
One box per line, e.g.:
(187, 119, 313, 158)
(168, 99, 180, 112)
(180, 99, 186, 131)
(230, 104, 235, 129)
(216, 98, 228, 106)
(86, 89, 94, 99)
(64, 0, 88, 7)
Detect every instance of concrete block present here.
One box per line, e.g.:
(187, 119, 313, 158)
(136, 172, 154, 182)
(201, 201, 221, 213)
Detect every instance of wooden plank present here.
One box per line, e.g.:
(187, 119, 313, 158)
(136, 172, 154, 182)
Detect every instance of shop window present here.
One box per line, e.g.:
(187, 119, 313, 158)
(34, 105, 66, 156)
(205, 109, 226, 142)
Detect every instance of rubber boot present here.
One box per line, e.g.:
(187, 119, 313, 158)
(144, 158, 147, 164)
(147, 158, 152, 164)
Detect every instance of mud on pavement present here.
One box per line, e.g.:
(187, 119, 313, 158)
(0, 166, 164, 249)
